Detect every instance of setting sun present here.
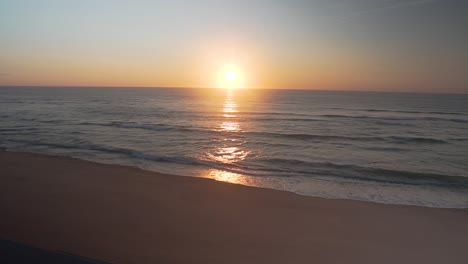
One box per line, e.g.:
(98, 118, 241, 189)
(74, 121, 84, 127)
(225, 70, 237, 82)
(217, 64, 244, 89)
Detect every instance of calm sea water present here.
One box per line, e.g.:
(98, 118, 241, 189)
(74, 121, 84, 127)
(1, 87, 468, 208)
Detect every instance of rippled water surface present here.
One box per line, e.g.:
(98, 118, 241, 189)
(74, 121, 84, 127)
(1, 87, 468, 207)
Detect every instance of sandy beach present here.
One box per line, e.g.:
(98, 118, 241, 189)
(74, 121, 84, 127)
(1, 151, 467, 264)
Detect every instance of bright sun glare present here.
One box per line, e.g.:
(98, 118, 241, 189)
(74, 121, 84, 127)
(225, 70, 237, 82)
(218, 64, 244, 89)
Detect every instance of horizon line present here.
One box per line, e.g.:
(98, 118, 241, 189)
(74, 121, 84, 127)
(0, 85, 466, 95)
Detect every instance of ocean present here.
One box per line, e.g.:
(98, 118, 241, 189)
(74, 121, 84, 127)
(1, 86, 467, 208)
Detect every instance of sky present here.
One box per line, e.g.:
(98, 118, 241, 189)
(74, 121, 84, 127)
(0, 0, 467, 92)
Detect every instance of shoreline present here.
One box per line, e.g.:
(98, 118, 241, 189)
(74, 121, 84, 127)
(0, 149, 430, 208)
(5, 149, 467, 209)
(1, 150, 468, 263)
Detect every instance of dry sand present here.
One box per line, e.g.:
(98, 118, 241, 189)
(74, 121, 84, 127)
(1, 151, 467, 264)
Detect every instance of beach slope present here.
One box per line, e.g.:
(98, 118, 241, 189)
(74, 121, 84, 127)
(1, 151, 467, 264)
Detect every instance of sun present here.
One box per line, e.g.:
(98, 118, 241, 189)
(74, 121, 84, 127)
(217, 64, 244, 89)
(225, 70, 237, 82)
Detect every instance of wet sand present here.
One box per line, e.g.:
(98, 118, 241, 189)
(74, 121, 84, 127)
(1, 151, 467, 264)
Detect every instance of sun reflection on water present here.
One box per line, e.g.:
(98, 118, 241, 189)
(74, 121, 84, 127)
(218, 90, 241, 133)
(220, 121, 239, 132)
(203, 169, 250, 185)
(223, 102, 238, 113)
(202, 90, 251, 181)
(207, 146, 250, 164)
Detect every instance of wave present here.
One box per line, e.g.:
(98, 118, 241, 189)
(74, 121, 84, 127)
(96, 121, 448, 143)
(4, 139, 467, 189)
(109, 122, 186, 132)
(249, 117, 325, 122)
(330, 107, 468, 116)
(363, 146, 409, 152)
(450, 138, 468, 141)
(447, 118, 468, 124)
(255, 158, 468, 188)
(6, 110, 468, 129)
(4, 139, 203, 166)
(80, 121, 198, 133)
(318, 114, 468, 123)
(2, 139, 254, 176)
(236, 111, 313, 117)
(244, 131, 448, 144)
(75, 122, 452, 145)
(0, 127, 40, 133)
(1, 120, 451, 146)
(168, 111, 468, 124)
(386, 136, 447, 144)
(80, 142, 468, 188)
